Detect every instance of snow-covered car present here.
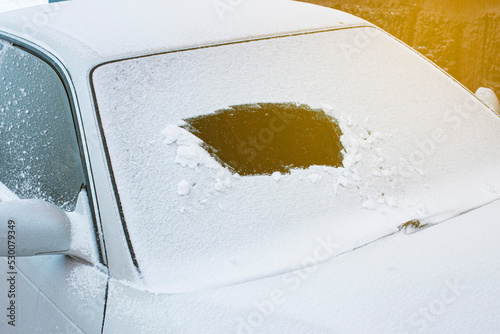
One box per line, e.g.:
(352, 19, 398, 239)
(1, 0, 500, 333)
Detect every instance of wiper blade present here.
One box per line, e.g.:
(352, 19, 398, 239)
(398, 196, 500, 234)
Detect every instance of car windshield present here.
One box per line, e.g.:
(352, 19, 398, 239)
(92, 27, 500, 293)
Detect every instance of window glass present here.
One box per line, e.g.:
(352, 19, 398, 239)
(92, 27, 500, 293)
(0, 40, 84, 210)
(183, 103, 344, 175)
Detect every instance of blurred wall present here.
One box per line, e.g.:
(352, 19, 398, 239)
(301, 0, 500, 97)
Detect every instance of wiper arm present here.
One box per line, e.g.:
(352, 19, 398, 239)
(398, 196, 500, 234)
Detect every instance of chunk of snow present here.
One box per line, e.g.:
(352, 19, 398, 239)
(177, 180, 190, 196)
(215, 177, 232, 192)
(485, 183, 496, 193)
(222, 178, 232, 189)
(162, 125, 220, 170)
(175, 145, 219, 169)
(308, 173, 320, 184)
(323, 110, 410, 211)
(362, 199, 377, 210)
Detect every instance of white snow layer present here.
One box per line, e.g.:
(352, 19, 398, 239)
(92, 26, 500, 294)
(66, 189, 100, 265)
(67, 263, 107, 300)
(104, 199, 500, 334)
(0, 0, 366, 61)
(0, 0, 45, 13)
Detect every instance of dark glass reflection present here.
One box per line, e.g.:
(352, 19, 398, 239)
(183, 103, 344, 175)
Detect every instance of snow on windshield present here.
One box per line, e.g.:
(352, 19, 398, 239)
(92, 27, 500, 293)
(162, 106, 399, 211)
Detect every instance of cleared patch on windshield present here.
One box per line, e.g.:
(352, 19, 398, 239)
(182, 103, 344, 176)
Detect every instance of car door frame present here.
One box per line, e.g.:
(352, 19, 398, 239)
(0, 31, 110, 332)
(0, 31, 107, 263)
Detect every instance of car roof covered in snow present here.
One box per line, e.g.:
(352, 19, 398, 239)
(0, 0, 371, 68)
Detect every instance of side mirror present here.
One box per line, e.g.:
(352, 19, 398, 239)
(475, 87, 500, 115)
(0, 200, 71, 256)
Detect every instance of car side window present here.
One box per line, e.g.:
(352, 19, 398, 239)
(0, 39, 84, 210)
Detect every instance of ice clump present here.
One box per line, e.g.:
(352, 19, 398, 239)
(177, 180, 190, 196)
(162, 124, 220, 170)
(162, 124, 238, 196)
(322, 105, 411, 211)
(307, 173, 321, 184)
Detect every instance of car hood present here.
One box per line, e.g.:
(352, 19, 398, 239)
(103, 199, 500, 333)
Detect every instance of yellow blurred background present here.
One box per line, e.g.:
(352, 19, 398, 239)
(302, 0, 500, 97)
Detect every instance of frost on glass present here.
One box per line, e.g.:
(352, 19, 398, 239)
(0, 41, 84, 210)
(92, 27, 500, 293)
(183, 103, 344, 176)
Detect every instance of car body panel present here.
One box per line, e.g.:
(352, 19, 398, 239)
(0, 0, 370, 68)
(0, 255, 107, 334)
(0, 25, 109, 334)
(0, 0, 376, 286)
(0, 154, 107, 333)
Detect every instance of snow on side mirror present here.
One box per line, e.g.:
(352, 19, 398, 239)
(0, 199, 71, 257)
(475, 87, 500, 115)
